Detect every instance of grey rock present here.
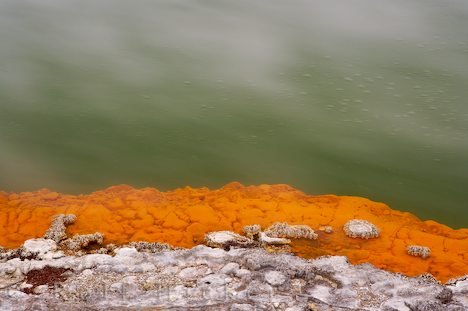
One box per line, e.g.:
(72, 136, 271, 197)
(19, 282, 33, 290)
(110, 282, 123, 293)
(406, 300, 445, 311)
(198, 273, 232, 287)
(33, 284, 49, 294)
(230, 303, 255, 311)
(2, 289, 28, 299)
(436, 287, 453, 304)
(179, 266, 210, 279)
(2, 260, 19, 274)
(21, 239, 62, 260)
(220, 262, 240, 275)
(111, 264, 129, 273)
(234, 268, 251, 279)
(264, 270, 287, 286)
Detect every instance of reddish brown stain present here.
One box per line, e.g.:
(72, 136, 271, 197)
(1, 182, 467, 282)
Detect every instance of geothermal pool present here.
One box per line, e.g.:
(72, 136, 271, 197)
(1, 0, 468, 228)
(0, 2, 467, 306)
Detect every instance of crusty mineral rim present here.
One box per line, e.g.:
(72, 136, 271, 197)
(1, 183, 467, 282)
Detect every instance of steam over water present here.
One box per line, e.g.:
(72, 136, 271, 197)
(0, 0, 467, 227)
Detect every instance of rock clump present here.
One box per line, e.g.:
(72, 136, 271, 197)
(123, 241, 175, 253)
(59, 233, 104, 252)
(407, 245, 431, 259)
(204, 231, 255, 248)
(42, 214, 77, 243)
(264, 222, 319, 240)
(242, 224, 262, 240)
(343, 219, 380, 239)
(206, 222, 319, 251)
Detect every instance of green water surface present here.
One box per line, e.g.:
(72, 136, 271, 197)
(1, 0, 467, 228)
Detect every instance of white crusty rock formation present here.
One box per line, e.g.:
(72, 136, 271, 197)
(204, 231, 255, 248)
(406, 245, 431, 259)
(42, 214, 77, 243)
(264, 222, 319, 240)
(343, 219, 380, 239)
(0, 238, 467, 311)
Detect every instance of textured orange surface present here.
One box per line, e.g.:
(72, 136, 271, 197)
(0, 183, 467, 282)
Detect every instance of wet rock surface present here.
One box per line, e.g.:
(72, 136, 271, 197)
(0, 239, 467, 311)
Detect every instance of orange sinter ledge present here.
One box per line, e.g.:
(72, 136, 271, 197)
(0, 182, 467, 283)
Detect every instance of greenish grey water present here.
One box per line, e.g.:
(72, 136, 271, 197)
(1, 0, 467, 228)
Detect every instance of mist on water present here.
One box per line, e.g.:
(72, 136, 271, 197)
(1, 0, 467, 227)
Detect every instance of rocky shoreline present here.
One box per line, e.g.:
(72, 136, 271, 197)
(1, 236, 467, 311)
(2, 184, 467, 284)
(1, 205, 467, 310)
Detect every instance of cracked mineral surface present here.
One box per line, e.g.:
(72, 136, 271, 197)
(0, 239, 467, 311)
(0, 183, 467, 282)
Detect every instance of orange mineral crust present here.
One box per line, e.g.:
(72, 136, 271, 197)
(0, 183, 467, 282)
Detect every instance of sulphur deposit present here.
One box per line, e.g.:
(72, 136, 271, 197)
(0, 183, 467, 282)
